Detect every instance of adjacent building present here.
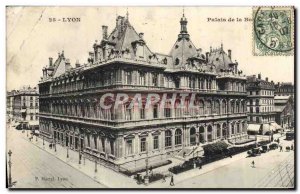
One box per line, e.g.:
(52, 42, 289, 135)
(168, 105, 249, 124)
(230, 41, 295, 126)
(246, 74, 279, 135)
(7, 86, 39, 129)
(39, 13, 248, 171)
(275, 82, 294, 98)
(274, 96, 294, 129)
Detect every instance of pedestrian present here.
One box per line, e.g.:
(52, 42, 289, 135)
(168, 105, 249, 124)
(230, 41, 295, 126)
(170, 175, 175, 186)
(280, 145, 283, 152)
(198, 158, 202, 169)
(251, 160, 255, 168)
(291, 144, 294, 151)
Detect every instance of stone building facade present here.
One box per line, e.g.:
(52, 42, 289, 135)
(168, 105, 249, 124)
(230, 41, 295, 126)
(7, 86, 39, 129)
(246, 74, 277, 135)
(39, 14, 248, 170)
(275, 82, 294, 98)
(274, 96, 294, 128)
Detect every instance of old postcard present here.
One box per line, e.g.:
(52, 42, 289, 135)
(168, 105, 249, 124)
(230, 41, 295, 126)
(6, 6, 295, 189)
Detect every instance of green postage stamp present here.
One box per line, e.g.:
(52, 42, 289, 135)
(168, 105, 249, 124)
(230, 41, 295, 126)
(253, 6, 294, 56)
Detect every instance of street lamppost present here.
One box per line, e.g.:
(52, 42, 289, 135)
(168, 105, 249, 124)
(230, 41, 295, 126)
(54, 139, 57, 152)
(8, 150, 12, 187)
(67, 147, 69, 158)
(144, 142, 149, 185)
(94, 159, 97, 173)
(78, 149, 81, 164)
(43, 136, 45, 146)
(26, 130, 28, 137)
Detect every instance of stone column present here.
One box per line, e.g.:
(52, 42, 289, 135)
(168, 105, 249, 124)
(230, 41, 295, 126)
(148, 133, 153, 152)
(161, 131, 165, 151)
(204, 126, 208, 143)
(196, 127, 199, 144)
(134, 134, 139, 154)
(171, 129, 175, 150)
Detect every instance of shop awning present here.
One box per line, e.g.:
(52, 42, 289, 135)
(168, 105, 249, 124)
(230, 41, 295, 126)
(270, 122, 282, 130)
(247, 124, 261, 132)
(28, 121, 39, 126)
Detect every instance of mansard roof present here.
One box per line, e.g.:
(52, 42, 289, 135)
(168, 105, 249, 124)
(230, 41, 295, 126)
(99, 15, 153, 60)
(207, 45, 236, 73)
(169, 14, 198, 69)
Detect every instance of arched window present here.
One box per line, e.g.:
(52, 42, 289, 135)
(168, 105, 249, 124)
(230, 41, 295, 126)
(199, 100, 204, 115)
(231, 101, 235, 113)
(175, 129, 182, 145)
(165, 130, 172, 147)
(231, 123, 235, 134)
(206, 100, 212, 114)
(199, 78, 204, 89)
(190, 127, 196, 145)
(194, 100, 200, 115)
(215, 100, 220, 114)
(222, 123, 227, 138)
(237, 123, 240, 133)
(236, 101, 240, 113)
(207, 125, 213, 142)
(199, 126, 205, 143)
(222, 100, 227, 114)
(217, 124, 221, 138)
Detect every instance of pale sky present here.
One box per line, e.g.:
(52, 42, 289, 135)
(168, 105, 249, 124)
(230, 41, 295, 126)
(6, 6, 294, 91)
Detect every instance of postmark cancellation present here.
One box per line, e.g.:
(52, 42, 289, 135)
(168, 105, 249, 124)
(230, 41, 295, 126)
(253, 6, 294, 56)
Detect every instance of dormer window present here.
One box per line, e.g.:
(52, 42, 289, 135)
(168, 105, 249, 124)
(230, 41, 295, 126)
(175, 45, 179, 49)
(175, 58, 180, 65)
(136, 44, 144, 58)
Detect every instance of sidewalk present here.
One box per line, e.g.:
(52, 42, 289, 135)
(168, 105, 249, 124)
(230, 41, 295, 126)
(147, 151, 248, 188)
(21, 132, 140, 188)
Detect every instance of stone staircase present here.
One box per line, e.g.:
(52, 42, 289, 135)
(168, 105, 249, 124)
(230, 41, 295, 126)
(174, 146, 204, 161)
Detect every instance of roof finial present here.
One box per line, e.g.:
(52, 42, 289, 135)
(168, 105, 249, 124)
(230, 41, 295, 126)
(183, 7, 185, 17)
(126, 7, 129, 20)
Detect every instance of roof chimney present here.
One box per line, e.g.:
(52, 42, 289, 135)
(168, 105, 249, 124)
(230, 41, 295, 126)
(102, 25, 108, 40)
(258, 73, 261, 79)
(49, 57, 53, 66)
(266, 77, 268, 82)
(228, 49, 232, 59)
(205, 52, 209, 63)
(75, 60, 80, 68)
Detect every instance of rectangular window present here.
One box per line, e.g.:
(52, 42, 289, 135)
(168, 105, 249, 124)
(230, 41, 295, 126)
(125, 71, 132, 85)
(87, 135, 90, 147)
(140, 138, 146, 152)
(164, 102, 171, 118)
(126, 139, 133, 155)
(101, 138, 105, 152)
(153, 136, 159, 150)
(152, 73, 158, 87)
(153, 104, 158, 118)
(94, 136, 97, 149)
(140, 105, 145, 119)
(110, 140, 114, 155)
(139, 72, 145, 85)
